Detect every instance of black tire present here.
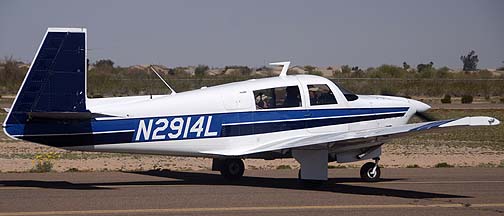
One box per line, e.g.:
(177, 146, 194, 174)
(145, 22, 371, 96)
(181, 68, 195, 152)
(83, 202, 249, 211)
(220, 159, 245, 180)
(360, 162, 381, 182)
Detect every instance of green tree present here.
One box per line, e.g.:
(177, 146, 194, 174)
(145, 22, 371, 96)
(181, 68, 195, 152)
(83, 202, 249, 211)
(460, 50, 479, 71)
(94, 59, 114, 68)
(0, 56, 27, 94)
(435, 67, 450, 78)
(195, 65, 209, 77)
(375, 64, 404, 78)
(417, 62, 434, 73)
(340, 65, 351, 74)
(403, 62, 410, 70)
(498, 60, 504, 71)
(94, 59, 115, 73)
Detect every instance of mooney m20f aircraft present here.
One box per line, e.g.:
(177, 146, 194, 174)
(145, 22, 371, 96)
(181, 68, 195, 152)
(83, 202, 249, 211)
(3, 28, 500, 182)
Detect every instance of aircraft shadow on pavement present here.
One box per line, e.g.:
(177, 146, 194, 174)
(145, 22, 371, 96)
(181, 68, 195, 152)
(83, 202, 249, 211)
(128, 170, 468, 199)
(0, 170, 469, 199)
(0, 180, 109, 190)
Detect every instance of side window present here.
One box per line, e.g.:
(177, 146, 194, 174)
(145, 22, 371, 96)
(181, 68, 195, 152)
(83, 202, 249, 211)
(254, 86, 301, 109)
(308, 84, 337, 106)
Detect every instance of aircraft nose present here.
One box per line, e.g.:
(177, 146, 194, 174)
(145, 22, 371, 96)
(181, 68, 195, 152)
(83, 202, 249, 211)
(408, 99, 431, 113)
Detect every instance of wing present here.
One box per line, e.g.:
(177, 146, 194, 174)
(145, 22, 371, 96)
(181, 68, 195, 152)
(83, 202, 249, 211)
(202, 116, 500, 156)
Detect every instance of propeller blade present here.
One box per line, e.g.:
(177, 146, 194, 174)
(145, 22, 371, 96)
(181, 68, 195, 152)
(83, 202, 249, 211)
(415, 112, 436, 122)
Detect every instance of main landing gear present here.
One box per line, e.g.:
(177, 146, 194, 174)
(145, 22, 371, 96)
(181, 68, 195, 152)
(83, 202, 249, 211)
(360, 157, 381, 182)
(214, 158, 245, 180)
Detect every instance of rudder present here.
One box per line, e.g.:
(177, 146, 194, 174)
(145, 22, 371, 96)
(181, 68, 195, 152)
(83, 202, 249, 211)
(4, 28, 87, 126)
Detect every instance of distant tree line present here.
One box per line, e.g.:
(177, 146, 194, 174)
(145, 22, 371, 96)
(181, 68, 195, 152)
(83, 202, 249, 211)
(1, 55, 503, 98)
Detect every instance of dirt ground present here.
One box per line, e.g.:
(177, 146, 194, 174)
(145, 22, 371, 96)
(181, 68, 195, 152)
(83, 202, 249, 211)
(0, 140, 502, 173)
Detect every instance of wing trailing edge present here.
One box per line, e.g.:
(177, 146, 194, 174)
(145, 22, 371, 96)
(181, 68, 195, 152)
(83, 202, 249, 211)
(201, 116, 500, 157)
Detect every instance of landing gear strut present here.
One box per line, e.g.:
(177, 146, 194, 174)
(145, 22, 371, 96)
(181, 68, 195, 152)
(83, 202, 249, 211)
(219, 158, 245, 180)
(360, 157, 381, 182)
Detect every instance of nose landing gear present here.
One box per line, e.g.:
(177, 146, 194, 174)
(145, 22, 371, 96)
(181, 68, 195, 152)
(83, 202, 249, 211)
(360, 157, 381, 182)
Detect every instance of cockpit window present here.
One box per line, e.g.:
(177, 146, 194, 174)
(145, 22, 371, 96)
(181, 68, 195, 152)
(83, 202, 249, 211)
(254, 86, 301, 109)
(335, 83, 359, 101)
(307, 84, 337, 106)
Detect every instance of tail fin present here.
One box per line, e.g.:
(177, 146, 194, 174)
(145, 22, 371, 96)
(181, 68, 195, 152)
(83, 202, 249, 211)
(4, 28, 87, 127)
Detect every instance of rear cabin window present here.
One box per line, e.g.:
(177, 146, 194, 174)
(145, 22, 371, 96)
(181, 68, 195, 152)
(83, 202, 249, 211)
(254, 86, 301, 109)
(307, 84, 337, 106)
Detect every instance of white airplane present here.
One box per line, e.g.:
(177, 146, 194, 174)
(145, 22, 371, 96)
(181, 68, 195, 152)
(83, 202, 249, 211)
(3, 28, 500, 183)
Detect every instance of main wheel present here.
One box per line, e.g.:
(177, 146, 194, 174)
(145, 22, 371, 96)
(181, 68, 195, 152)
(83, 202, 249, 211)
(360, 162, 381, 182)
(220, 159, 245, 180)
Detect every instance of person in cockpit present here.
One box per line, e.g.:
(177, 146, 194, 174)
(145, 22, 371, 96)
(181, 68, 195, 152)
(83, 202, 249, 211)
(283, 86, 301, 108)
(255, 93, 269, 109)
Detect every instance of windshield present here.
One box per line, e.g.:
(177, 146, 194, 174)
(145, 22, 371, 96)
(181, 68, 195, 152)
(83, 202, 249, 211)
(335, 83, 359, 101)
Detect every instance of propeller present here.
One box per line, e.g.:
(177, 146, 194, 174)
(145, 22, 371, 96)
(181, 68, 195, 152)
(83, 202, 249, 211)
(414, 111, 437, 122)
(382, 93, 436, 122)
(407, 98, 436, 122)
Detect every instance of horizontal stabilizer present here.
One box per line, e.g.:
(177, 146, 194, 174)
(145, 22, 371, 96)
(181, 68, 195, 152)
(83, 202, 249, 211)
(28, 112, 112, 120)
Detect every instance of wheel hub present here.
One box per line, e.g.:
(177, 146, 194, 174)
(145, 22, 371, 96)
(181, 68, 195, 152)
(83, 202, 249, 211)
(367, 168, 377, 178)
(229, 163, 240, 174)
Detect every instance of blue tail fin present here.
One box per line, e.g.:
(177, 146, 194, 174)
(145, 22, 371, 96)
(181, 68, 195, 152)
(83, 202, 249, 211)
(4, 28, 87, 127)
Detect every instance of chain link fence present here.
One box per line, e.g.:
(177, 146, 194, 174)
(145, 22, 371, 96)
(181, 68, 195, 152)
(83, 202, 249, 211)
(85, 77, 504, 98)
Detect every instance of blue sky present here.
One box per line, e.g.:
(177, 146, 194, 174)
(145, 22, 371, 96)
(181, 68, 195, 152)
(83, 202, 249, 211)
(1, 0, 503, 69)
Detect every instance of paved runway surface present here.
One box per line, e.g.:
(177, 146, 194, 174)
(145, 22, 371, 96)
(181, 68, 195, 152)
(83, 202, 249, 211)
(0, 168, 503, 215)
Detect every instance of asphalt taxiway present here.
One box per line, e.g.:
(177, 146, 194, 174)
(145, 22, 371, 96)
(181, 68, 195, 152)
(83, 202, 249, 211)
(0, 168, 503, 215)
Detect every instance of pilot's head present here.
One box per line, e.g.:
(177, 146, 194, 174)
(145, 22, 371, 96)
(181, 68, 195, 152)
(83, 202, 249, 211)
(286, 86, 298, 95)
(309, 86, 319, 97)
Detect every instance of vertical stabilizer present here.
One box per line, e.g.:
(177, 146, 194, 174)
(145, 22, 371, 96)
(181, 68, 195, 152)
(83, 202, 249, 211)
(4, 28, 87, 129)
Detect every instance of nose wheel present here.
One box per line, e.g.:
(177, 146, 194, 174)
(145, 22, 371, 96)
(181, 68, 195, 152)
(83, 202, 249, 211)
(360, 158, 381, 182)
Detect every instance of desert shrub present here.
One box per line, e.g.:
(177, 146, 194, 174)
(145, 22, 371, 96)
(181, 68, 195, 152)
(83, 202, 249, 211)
(406, 164, 420, 168)
(477, 163, 496, 168)
(461, 95, 473, 104)
(380, 87, 399, 96)
(30, 152, 59, 173)
(441, 95, 452, 104)
(194, 65, 209, 77)
(90, 94, 103, 98)
(340, 65, 351, 74)
(328, 165, 346, 169)
(276, 165, 292, 170)
(66, 168, 79, 172)
(434, 162, 454, 168)
(308, 70, 323, 76)
(304, 65, 316, 73)
(224, 66, 251, 76)
(31, 160, 53, 173)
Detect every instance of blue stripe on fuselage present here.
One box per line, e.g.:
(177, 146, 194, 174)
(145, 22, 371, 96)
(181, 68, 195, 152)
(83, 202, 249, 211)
(5, 107, 409, 146)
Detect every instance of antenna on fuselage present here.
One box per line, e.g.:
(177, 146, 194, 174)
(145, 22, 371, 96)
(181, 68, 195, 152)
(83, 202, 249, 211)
(269, 61, 290, 77)
(149, 65, 176, 95)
